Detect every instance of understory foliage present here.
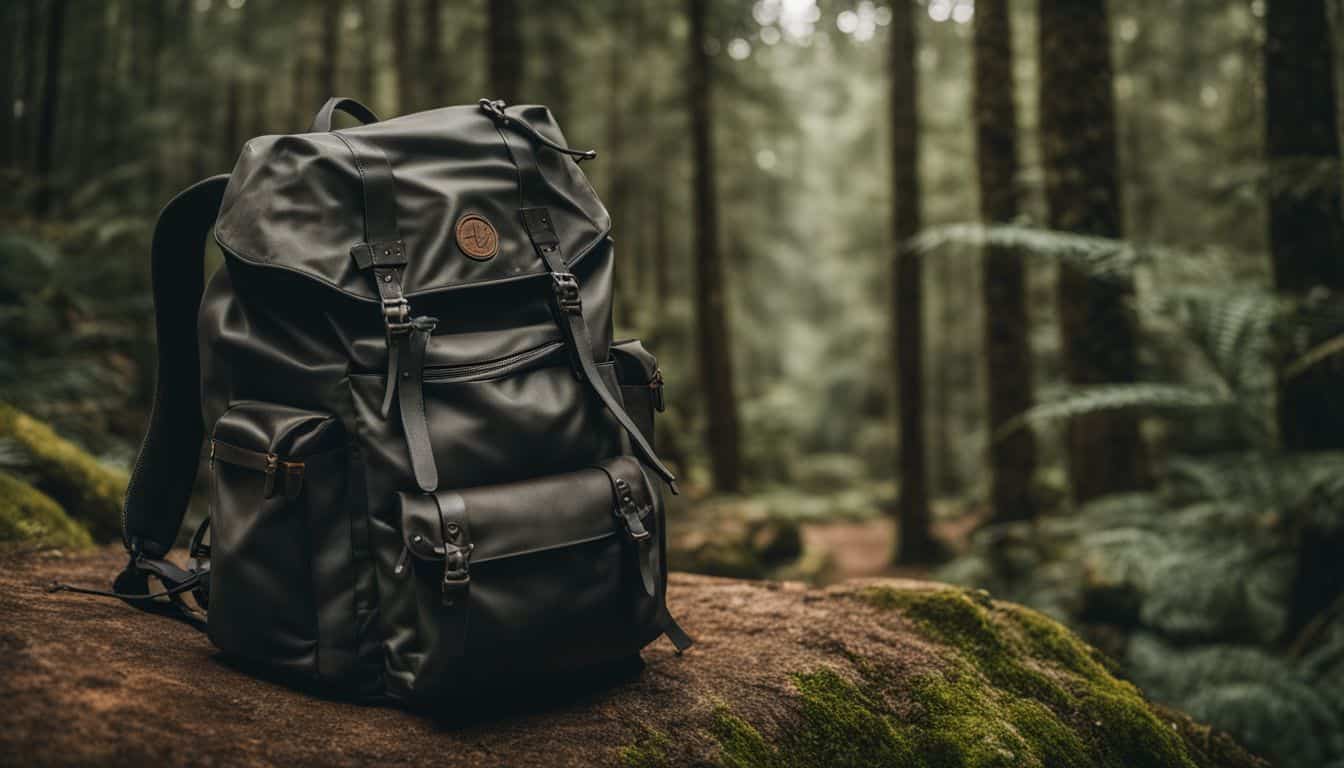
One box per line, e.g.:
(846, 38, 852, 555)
(930, 225, 1344, 768)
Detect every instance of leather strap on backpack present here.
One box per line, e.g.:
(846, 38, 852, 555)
(491, 109, 679, 494)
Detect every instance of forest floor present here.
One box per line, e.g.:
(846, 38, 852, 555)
(800, 504, 984, 582)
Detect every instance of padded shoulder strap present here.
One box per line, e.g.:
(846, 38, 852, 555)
(122, 175, 230, 558)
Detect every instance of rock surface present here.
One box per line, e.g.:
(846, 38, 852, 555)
(1, 547, 1263, 768)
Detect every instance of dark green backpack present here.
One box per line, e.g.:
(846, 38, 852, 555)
(97, 97, 690, 701)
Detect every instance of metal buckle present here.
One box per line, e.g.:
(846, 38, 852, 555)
(613, 478, 652, 541)
(551, 272, 582, 314)
(382, 297, 412, 338)
(441, 543, 473, 606)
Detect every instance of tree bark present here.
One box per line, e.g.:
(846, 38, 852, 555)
(974, 0, 1036, 524)
(0, 4, 18, 169)
(1330, 0, 1344, 215)
(319, 0, 341, 101)
(487, 0, 523, 103)
(889, 0, 934, 562)
(687, 0, 743, 494)
(421, 0, 443, 109)
(1038, 0, 1147, 505)
(32, 0, 67, 218)
(20, 0, 40, 171)
(357, 0, 376, 105)
(1267, 0, 1344, 452)
(392, 0, 414, 113)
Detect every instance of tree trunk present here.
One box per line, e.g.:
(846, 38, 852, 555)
(319, 0, 341, 101)
(888, 0, 933, 562)
(607, 0, 635, 330)
(687, 0, 742, 494)
(1038, 0, 1147, 505)
(1330, 0, 1344, 215)
(32, 0, 67, 218)
(357, 0, 376, 105)
(1267, 0, 1344, 451)
(487, 0, 523, 103)
(421, 0, 442, 108)
(536, 0, 572, 122)
(974, 0, 1036, 524)
(0, 4, 18, 170)
(392, 0, 414, 113)
(20, 0, 40, 171)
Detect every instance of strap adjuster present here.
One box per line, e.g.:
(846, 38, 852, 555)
(551, 272, 582, 314)
(441, 543, 473, 606)
(383, 297, 412, 335)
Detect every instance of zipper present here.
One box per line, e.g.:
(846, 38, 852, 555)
(421, 341, 566, 384)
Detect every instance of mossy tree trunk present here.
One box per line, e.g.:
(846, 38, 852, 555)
(1038, 0, 1148, 505)
(974, 0, 1037, 525)
(487, 0, 523, 104)
(687, 0, 743, 494)
(890, 0, 934, 562)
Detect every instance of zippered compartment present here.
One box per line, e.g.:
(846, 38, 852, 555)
(420, 340, 566, 384)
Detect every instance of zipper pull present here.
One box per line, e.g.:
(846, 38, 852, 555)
(262, 453, 279, 498)
(649, 368, 665, 412)
(394, 545, 411, 577)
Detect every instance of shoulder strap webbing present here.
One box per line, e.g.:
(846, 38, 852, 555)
(121, 174, 230, 559)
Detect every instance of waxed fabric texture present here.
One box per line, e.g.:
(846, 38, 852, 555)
(192, 101, 676, 698)
(385, 457, 665, 698)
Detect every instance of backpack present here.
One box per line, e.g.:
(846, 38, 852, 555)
(100, 97, 691, 701)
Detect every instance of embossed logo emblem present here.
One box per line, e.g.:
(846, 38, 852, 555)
(455, 213, 499, 261)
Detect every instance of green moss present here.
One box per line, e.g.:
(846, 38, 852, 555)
(619, 727, 673, 768)
(0, 469, 94, 550)
(839, 584, 1200, 768)
(0, 403, 127, 541)
(711, 706, 784, 768)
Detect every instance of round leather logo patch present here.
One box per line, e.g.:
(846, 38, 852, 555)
(455, 213, 499, 261)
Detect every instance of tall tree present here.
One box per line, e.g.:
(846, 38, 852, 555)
(890, 0, 935, 562)
(687, 0, 743, 493)
(1038, 0, 1147, 504)
(974, 0, 1036, 524)
(319, 0, 342, 100)
(20, 0, 40, 170)
(392, 0, 415, 113)
(1267, 0, 1344, 451)
(32, 0, 66, 218)
(487, 0, 522, 103)
(0, 3, 17, 170)
(357, 0, 376, 104)
(1330, 0, 1344, 213)
(422, 0, 443, 108)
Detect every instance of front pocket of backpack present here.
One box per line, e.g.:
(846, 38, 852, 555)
(207, 401, 354, 680)
(382, 456, 664, 699)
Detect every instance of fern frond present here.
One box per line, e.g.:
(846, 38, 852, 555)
(995, 384, 1232, 439)
(907, 223, 1211, 283)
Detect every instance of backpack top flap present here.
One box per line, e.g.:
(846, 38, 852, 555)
(213, 103, 610, 302)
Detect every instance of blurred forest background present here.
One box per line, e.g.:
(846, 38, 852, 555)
(2, 0, 1344, 765)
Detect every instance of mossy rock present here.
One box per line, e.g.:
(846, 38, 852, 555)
(2, 550, 1264, 767)
(0, 403, 127, 542)
(0, 470, 93, 550)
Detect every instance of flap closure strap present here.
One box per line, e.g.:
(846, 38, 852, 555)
(209, 439, 305, 501)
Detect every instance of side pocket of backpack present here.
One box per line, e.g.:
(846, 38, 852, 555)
(207, 401, 358, 682)
(612, 339, 663, 446)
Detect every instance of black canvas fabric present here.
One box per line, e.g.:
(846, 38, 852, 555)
(109, 97, 690, 701)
